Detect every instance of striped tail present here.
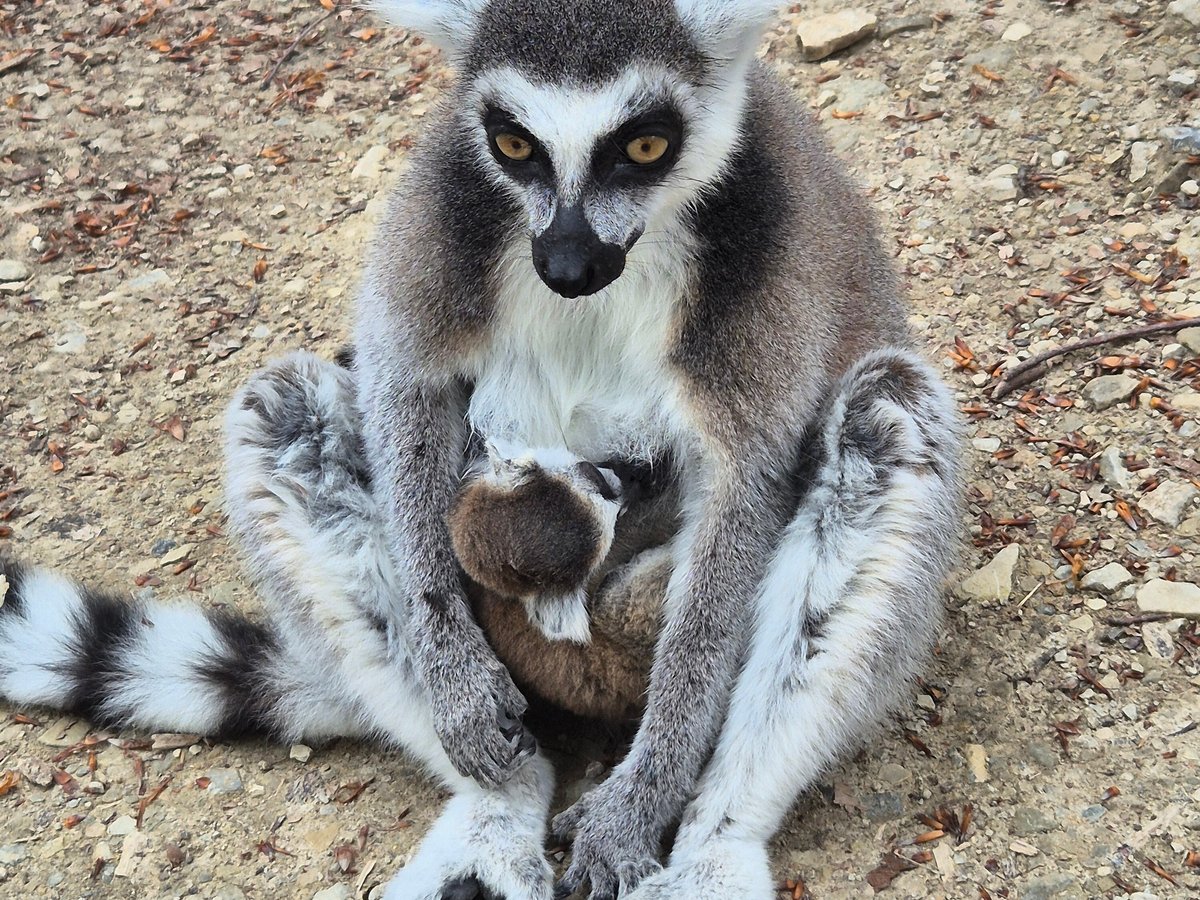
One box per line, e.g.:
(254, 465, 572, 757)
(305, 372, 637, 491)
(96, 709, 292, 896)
(0, 558, 284, 738)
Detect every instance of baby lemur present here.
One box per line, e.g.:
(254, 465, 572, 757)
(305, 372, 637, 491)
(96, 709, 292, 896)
(450, 446, 667, 720)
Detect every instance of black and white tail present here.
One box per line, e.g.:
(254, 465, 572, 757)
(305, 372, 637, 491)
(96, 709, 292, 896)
(0, 558, 285, 737)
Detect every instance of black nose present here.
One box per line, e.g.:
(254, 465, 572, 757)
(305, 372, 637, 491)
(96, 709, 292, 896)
(531, 204, 626, 298)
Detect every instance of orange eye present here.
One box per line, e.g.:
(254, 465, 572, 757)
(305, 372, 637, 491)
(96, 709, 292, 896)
(495, 133, 533, 161)
(626, 135, 669, 164)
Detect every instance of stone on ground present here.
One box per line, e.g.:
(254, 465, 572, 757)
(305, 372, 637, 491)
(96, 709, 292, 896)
(796, 9, 877, 62)
(1082, 374, 1139, 410)
(1136, 579, 1200, 617)
(957, 543, 1020, 602)
(1080, 562, 1134, 596)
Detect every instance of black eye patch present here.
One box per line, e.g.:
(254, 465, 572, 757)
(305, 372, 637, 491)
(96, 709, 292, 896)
(482, 106, 555, 183)
(592, 102, 685, 186)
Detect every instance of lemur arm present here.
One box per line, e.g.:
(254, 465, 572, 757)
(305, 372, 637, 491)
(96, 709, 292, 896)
(356, 354, 534, 788)
(555, 458, 783, 893)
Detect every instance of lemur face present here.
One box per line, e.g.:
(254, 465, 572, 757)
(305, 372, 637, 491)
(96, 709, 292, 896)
(373, 0, 781, 299)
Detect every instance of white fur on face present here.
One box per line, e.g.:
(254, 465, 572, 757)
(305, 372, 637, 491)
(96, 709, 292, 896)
(464, 62, 750, 247)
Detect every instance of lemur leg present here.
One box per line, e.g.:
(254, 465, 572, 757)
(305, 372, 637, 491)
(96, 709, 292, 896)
(226, 352, 553, 900)
(624, 348, 961, 900)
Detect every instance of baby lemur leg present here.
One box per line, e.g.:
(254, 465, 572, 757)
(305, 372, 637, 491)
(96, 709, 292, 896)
(625, 348, 961, 900)
(226, 352, 554, 900)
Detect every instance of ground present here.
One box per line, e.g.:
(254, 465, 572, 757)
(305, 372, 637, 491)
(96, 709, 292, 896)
(1, 0, 1199, 898)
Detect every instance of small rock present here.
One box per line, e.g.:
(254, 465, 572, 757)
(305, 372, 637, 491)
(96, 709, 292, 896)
(1081, 374, 1139, 410)
(1182, 180, 1200, 197)
(1010, 839, 1039, 856)
(878, 763, 910, 787)
(972, 436, 1001, 453)
(1141, 621, 1176, 658)
(1167, 68, 1198, 94)
(159, 543, 195, 566)
(313, 885, 353, 900)
(1139, 480, 1199, 527)
(1012, 806, 1057, 836)
(965, 744, 989, 783)
(1023, 873, 1081, 900)
(124, 95, 145, 109)
(1001, 22, 1032, 42)
(202, 768, 243, 794)
(1168, 0, 1200, 30)
(151, 539, 177, 557)
(795, 9, 877, 62)
(862, 792, 904, 822)
(15, 757, 55, 787)
(1098, 446, 1134, 491)
(107, 815, 137, 837)
(1172, 392, 1200, 415)
(1051, 150, 1070, 168)
(1129, 141, 1161, 184)
(957, 543, 1020, 602)
(289, 743, 313, 763)
(1080, 562, 1135, 596)
(1136, 579, 1200, 618)
(1179, 328, 1200, 355)
(0, 843, 29, 865)
(1081, 804, 1107, 822)
(983, 176, 1018, 202)
(0, 259, 30, 281)
(351, 145, 389, 180)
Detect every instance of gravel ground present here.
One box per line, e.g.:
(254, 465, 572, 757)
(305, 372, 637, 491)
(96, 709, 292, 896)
(2, 0, 1200, 898)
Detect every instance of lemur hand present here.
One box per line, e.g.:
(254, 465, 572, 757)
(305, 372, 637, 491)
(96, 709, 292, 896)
(416, 618, 535, 788)
(552, 768, 662, 900)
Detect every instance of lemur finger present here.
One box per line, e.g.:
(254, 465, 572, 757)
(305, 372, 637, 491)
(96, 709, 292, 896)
(550, 803, 586, 842)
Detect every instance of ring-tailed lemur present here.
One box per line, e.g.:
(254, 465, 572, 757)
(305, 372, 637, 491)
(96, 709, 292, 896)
(0, 1, 962, 898)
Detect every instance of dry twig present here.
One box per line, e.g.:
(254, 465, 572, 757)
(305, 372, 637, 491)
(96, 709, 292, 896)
(260, 4, 342, 90)
(992, 317, 1200, 399)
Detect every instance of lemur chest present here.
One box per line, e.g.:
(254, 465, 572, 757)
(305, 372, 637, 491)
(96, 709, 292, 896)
(465, 280, 681, 462)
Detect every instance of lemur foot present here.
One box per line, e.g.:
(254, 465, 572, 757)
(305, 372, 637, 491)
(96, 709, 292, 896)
(384, 765, 554, 900)
(620, 838, 772, 900)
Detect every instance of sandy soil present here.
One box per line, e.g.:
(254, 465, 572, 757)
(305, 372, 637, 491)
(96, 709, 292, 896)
(2, 0, 1199, 897)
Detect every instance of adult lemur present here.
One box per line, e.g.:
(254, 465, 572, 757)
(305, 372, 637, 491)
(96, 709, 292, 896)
(0, 1, 961, 898)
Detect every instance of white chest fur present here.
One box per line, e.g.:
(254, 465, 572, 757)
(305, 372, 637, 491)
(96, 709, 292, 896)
(465, 241, 688, 462)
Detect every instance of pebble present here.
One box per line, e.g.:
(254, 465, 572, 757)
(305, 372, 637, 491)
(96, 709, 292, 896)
(1080, 562, 1134, 596)
(1182, 180, 1200, 197)
(1001, 22, 1032, 42)
(1023, 873, 1081, 900)
(151, 539, 177, 557)
(1128, 142, 1156, 184)
(1081, 804, 1107, 822)
(795, 9, 877, 62)
(203, 768, 244, 795)
(0, 844, 28, 865)
(957, 543, 1020, 602)
(351, 145, 389, 180)
(1011, 806, 1057, 835)
(0, 259, 30, 281)
(1141, 621, 1175, 659)
(1098, 446, 1134, 491)
(1081, 374, 1139, 410)
(1172, 392, 1200, 415)
(1180, 328, 1200, 356)
(107, 815, 137, 836)
(876, 15, 932, 41)
(289, 743, 313, 763)
(877, 763, 910, 787)
(1136, 579, 1200, 618)
(1167, 68, 1198, 94)
(983, 175, 1018, 202)
(1051, 150, 1070, 169)
(965, 744, 989, 783)
(313, 885, 353, 900)
(1139, 480, 1199, 527)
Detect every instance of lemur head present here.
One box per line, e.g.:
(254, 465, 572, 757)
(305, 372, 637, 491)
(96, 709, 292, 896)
(375, 0, 781, 298)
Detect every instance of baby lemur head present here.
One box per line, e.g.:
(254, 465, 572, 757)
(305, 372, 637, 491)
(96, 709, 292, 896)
(449, 446, 623, 643)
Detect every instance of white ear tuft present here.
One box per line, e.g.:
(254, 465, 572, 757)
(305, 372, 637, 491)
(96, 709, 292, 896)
(674, 0, 782, 62)
(370, 0, 488, 55)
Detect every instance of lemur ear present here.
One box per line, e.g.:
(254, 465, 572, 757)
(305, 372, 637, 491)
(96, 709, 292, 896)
(371, 0, 488, 56)
(673, 0, 782, 64)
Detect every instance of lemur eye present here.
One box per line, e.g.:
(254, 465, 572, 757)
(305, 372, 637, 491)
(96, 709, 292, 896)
(495, 133, 533, 161)
(625, 135, 669, 165)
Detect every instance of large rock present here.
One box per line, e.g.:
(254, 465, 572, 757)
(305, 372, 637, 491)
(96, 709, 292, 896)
(796, 9, 877, 62)
(1140, 480, 1199, 528)
(1168, 0, 1200, 30)
(1082, 375, 1139, 410)
(957, 544, 1020, 602)
(1136, 579, 1200, 617)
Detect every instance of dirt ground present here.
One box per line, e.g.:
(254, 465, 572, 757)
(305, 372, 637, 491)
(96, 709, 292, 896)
(2, 0, 1200, 897)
